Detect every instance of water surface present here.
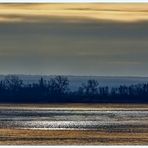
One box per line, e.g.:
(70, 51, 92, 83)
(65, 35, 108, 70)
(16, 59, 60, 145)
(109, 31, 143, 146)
(0, 108, 148, 130)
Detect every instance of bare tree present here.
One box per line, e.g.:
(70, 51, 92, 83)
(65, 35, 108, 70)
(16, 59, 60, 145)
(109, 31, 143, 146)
(48, 75, 69, 96)
(4, 75, 23, 91)
(78, 79, 99, 96)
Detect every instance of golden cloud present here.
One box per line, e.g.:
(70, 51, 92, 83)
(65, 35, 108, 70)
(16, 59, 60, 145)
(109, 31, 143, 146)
(0, 4, 148, 23)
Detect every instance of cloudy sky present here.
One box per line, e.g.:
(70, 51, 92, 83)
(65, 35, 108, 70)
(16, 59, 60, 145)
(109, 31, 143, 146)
(0, 4, 148, 76)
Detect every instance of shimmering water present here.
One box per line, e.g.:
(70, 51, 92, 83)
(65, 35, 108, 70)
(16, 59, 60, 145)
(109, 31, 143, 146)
(0, 108, 148, 130)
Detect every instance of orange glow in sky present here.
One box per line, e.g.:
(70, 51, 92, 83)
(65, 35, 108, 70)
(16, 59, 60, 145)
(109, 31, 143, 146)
(0, 4, 148, 23)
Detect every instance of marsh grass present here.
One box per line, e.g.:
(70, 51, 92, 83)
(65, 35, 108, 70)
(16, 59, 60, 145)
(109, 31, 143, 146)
(0, 128, 148, 145)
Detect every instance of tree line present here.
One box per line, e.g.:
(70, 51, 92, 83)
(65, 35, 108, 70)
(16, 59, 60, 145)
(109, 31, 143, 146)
(0, 75, 148, 103)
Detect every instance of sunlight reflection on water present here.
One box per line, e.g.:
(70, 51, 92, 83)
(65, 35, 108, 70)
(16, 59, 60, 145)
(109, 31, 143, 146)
(0, 109, 148, 130)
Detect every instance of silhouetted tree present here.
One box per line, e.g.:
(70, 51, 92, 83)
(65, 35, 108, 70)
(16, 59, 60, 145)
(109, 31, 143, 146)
(34, 77, 48, 99)
(48, 76, 69, 97)
(0, 75, 147, 103)
(118, 85, 128, 96)
(78, 79, 99, 97)
(111, 87, 117, 96)
(99, 86, 109, 97)
(38, 77, 47, 91)
(4, 75, 23, 92)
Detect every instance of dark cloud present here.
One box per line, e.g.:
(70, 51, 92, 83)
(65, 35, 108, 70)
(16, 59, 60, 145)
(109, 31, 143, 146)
(0, 21, 148, 76)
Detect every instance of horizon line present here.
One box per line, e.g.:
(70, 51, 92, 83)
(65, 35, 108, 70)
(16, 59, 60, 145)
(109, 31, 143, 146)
(0, 73, 148, 78)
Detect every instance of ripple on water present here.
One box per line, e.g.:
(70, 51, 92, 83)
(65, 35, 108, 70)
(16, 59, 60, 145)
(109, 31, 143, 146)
(0, 109, 148, 130)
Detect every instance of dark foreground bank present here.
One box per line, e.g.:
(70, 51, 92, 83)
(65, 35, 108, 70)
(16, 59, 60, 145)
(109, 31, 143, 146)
(1, 129, 148, 145)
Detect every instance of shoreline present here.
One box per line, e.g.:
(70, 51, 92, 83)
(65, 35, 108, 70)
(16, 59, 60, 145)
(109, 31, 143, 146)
(0, 103, 148, 111)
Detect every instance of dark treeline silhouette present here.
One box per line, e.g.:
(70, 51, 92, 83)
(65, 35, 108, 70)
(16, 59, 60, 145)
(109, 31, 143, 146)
(0, 75, 148, 103)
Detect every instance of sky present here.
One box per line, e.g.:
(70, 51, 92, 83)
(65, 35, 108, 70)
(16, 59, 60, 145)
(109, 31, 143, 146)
(0, 4, 148, 76)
